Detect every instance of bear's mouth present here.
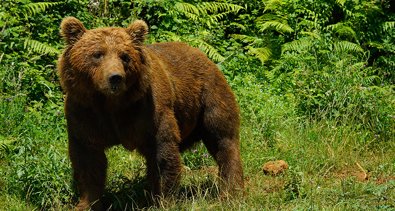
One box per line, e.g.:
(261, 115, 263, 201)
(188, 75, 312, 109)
(111, 84, 119, 92)
(109, 84, 123, 95)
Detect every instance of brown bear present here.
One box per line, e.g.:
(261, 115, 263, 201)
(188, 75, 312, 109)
(58, 17, 243, 210)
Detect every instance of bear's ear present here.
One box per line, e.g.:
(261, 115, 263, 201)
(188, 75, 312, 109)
(60, 17, 86, 45)
(127, 20, 148, 45)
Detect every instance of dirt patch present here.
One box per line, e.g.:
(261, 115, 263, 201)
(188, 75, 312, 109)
(262, 160, 289, 176)
(337, 169, 369, 182)
(334, 162, 369, 182)
(375, 175, 395, 185)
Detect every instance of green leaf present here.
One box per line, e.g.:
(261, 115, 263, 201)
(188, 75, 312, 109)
(334, 41, 364, 54)
(259, 20, 294, 33)
(23, 2, 62, 16)
(248, 47, 272, 64)
(282, 38, 314, 54)
(196, 40, 225, 62)
(23, 39, 60, 55)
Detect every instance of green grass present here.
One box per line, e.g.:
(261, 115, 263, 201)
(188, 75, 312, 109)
(1, 90, 394, 210)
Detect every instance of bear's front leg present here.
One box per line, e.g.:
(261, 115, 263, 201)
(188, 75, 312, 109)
(69, 138, 107, 211)
(140, 112, 182, 197)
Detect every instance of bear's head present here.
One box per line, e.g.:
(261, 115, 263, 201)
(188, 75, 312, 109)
(59, 17, 149, 98)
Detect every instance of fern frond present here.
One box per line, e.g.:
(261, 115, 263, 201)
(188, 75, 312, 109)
(327, 22, 357, 41)
(2, 26, 24, 37)
(199, 2, 243, 14)
(350, 62, 366, 70)
(229, 22, 247, 31)
(281, 38, 313, 54)
(259, 20, 294, 33)
(264, 69, 276, 82)
(298, 19, 318, 29)
(193, 40, 224, 62)
(334, 41, 364, 53)
(0, 137, 17, 153)
(181, 12, 200, 22)
(336, 0, 347, 6)
(263, 0, 285, 12)
(174, 2, 242, 25)
(248, 47, 272, 64)
(231, 34, 259, 43)
(210, 12, 234, 23)
(383, 21, 395, 31)
(299, 31, 321, 39)
(366, 41, 384, 49)
(174, 2, 200, 15)
(23, 39, 60, 55)
(23, 2, 62, 15)
(361, 75, 379, 85)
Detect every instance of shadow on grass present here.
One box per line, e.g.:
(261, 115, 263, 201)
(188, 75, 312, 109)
(101, 176, 219, 210)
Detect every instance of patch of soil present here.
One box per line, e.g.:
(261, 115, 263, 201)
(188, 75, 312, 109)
(375, 176, 395, 185)
(337, 169, 369, 182)
(262, 160, 289, 176)
(335, 162, 369, 182)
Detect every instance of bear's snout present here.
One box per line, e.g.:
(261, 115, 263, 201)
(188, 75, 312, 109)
(108, 73, 124, 91)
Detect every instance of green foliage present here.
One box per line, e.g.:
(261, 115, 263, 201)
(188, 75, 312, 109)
(0, 1, 61, 55)
(23, 39, 60, 55)
(23, 2, 63, 16)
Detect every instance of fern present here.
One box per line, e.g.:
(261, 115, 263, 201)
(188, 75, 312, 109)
(174, 2, 243, 26)
(336, 0, 347, 6)
(264, 69, 276, 82)
(231, 34, 261, 44)
(366, 41, 384, 50)
(210, 12, 233, 23)
(0, 137, 17, 153)
(231, 34, 272, 63)
(248, 47, 272, 64)
(383, 21, 395, 32)
(179, 11, 200, 22)
(23, 2, 62, 16)
(229, 22, 247, 31)
(327, 22, 357, 41)
(263, 0, 285, 12)
(334, 41, 364, 54)
(299, 31, 321, 39)
(174, 2, 200, 15)
(199, 2, 243, 14)
(258, 20, 294, 33)
(282, 38, 314, 54)
(197, 41, 225, 62)
(23, 39, 60, 55)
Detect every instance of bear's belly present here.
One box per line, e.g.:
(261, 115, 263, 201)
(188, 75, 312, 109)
(111, 117, 151, 151)
(121, 140, 137, 151)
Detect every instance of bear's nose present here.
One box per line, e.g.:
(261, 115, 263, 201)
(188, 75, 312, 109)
(109, 74, 123, 86)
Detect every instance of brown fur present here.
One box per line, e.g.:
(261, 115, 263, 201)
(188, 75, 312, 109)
(58, 17, 243, 210)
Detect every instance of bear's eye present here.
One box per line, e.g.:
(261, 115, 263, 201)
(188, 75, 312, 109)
(120, 53, 131, 64)
(92, 52, 104, 60)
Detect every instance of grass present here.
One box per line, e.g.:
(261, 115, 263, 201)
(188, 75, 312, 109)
(0, 75, 394, 210)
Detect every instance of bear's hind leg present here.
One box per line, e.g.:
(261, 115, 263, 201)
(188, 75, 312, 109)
(201, 89, 244, 196)
(202, 135, 244, 196)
